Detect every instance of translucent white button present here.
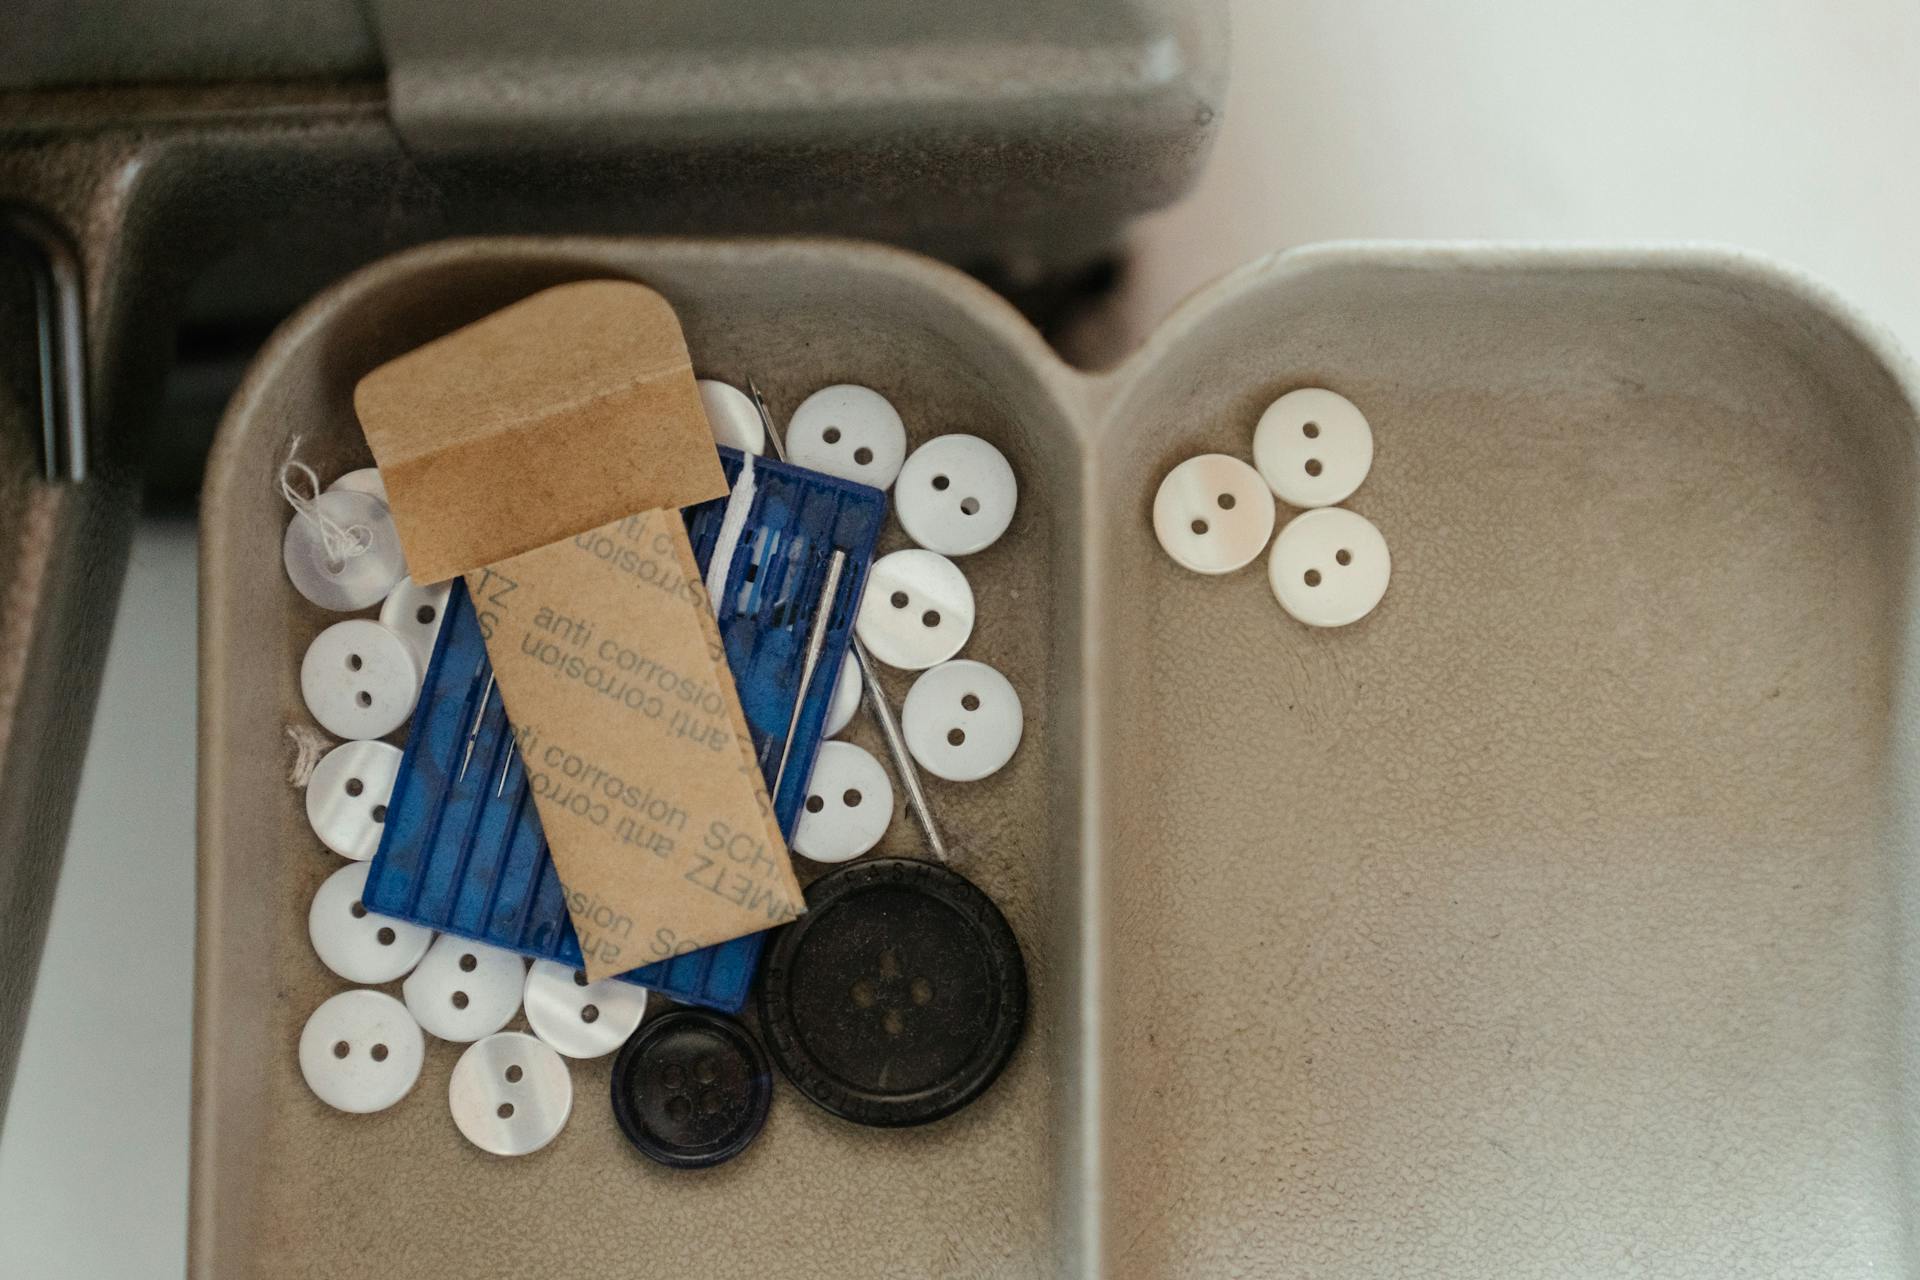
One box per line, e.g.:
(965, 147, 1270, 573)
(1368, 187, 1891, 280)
(792, 741, 893, 864)
(697, 379, 767, 455)
(305, 739, 402, 861)
(283, 489, 407, 611)
(300, 619, 420, 740)
(523, 960, 650, 1058)
(308, 861, 434, 984)
(378, 576, 451, 675)
(403, 935, 526, 1043)
(327, 467, 388, 502)
(1153, 454, 1276, 575)
(1253, 388, 1374, 508)
(449, 1032, 573, 1156)
(298, 989, 424, 1114)
(786, 384, 907, 488)
(894, 434, 1018, 556)
(901, 659, 1023, 782)
(1268, 507, 1391, 628)
(854, 549, 974, 670)
(824, 650, 861, 738)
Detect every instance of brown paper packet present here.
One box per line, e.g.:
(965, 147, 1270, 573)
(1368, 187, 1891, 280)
(357, 280, 802, 979)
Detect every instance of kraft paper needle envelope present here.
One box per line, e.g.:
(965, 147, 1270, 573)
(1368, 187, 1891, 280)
(354, 280, 803, 979)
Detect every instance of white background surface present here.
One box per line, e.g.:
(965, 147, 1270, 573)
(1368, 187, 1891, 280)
(5, 3, 1920, 1273)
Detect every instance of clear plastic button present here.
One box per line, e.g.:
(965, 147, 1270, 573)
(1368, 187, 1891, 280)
(305, 739, 402, 861)
(786, 384, 907, 488)
(1152, 454, 1277, 575)
(327, 467, 388, 502)
(854, 549, 974, 670)
(283, 489, 407, 611)
(300, 619, 420, 740)
(894, 434, 1018, 556)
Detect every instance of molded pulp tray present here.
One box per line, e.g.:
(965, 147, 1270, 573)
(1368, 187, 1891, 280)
(197, 237, 1920, 1278)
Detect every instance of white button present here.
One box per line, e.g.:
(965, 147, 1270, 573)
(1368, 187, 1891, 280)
(901, 659, 1023, 782)
(792, 741, 893, 864)
(308, 861, 434, 984)
(283, 489, 408, 611)
(824, 650, 861, 738)
(449, 1032, 572, 1156)
(327, 467, 388, 502)
(854, 549, 974, 670)
(449, 1032, 572, 1158)
(298, 989, 424, 1114)
(523, 960, 650, 1059)
(378, 575, 452, 675)
(305, 739, 402, 861)
(1253, 388, 1374, 508)
(1268, 507, 1391, 627)
(786, 384, 907, 488)
(1152, 454, 1276, 575)
(894, 434, 1018, 556)
(300, 619, 420, 740)
(697, 379, 767, 455)
(403, 935, 526, 1042)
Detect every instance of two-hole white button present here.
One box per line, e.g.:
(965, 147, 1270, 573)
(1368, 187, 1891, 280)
(449, 1031, 573, 1156)
(298, 989, 425, 1114)
(378, 576, 452, 675)
(309, 861, 434, 983)
(1253, 388, 1373, 508)
(793, 741, 893, 864)
(327, 467, 388, 503)
(894, 434, 1018, 555)
(786, 385, 908, 488)
(403, 935, 526, 1042)
(301, 619, 420, 740)
(824, 651, 862, 738)
(1268, 507, 1391, 627)
(523, 960, 651, 1058)
(283, 489, 408, 612)
(306, 740, 402, 861)
(1153, 454, 1277, 574)
(902, 659, 1023, 782)
(697, 379, 767, 455)
(854, 549, 974, 669)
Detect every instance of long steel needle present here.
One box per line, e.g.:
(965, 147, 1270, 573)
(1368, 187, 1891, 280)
(772, 549, 845, 801)
(458, 671, 495, 782)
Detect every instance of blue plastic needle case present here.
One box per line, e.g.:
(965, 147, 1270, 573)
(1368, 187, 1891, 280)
(363, 448, 885, 1011)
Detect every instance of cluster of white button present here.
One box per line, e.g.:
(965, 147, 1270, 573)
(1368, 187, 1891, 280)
(775, 386, 1025, 865)
(1153, 387, 1390, 628)
(286, 462, 597, 1153)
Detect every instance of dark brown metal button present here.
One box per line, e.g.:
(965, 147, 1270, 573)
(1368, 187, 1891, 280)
(757, 858, 1026, 1127)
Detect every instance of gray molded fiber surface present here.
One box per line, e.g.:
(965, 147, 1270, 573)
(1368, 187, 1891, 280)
(199, 238, 1920, 1278)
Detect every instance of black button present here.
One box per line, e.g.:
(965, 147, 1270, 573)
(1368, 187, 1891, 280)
(610, 1009, 772, 1168)
(757, 857, 1026, 1127)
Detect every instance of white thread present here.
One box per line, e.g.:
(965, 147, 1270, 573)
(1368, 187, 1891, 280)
(280, 436, 373, 571)
(704, 454, 758, 617)
(286, 724, 332, 786)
